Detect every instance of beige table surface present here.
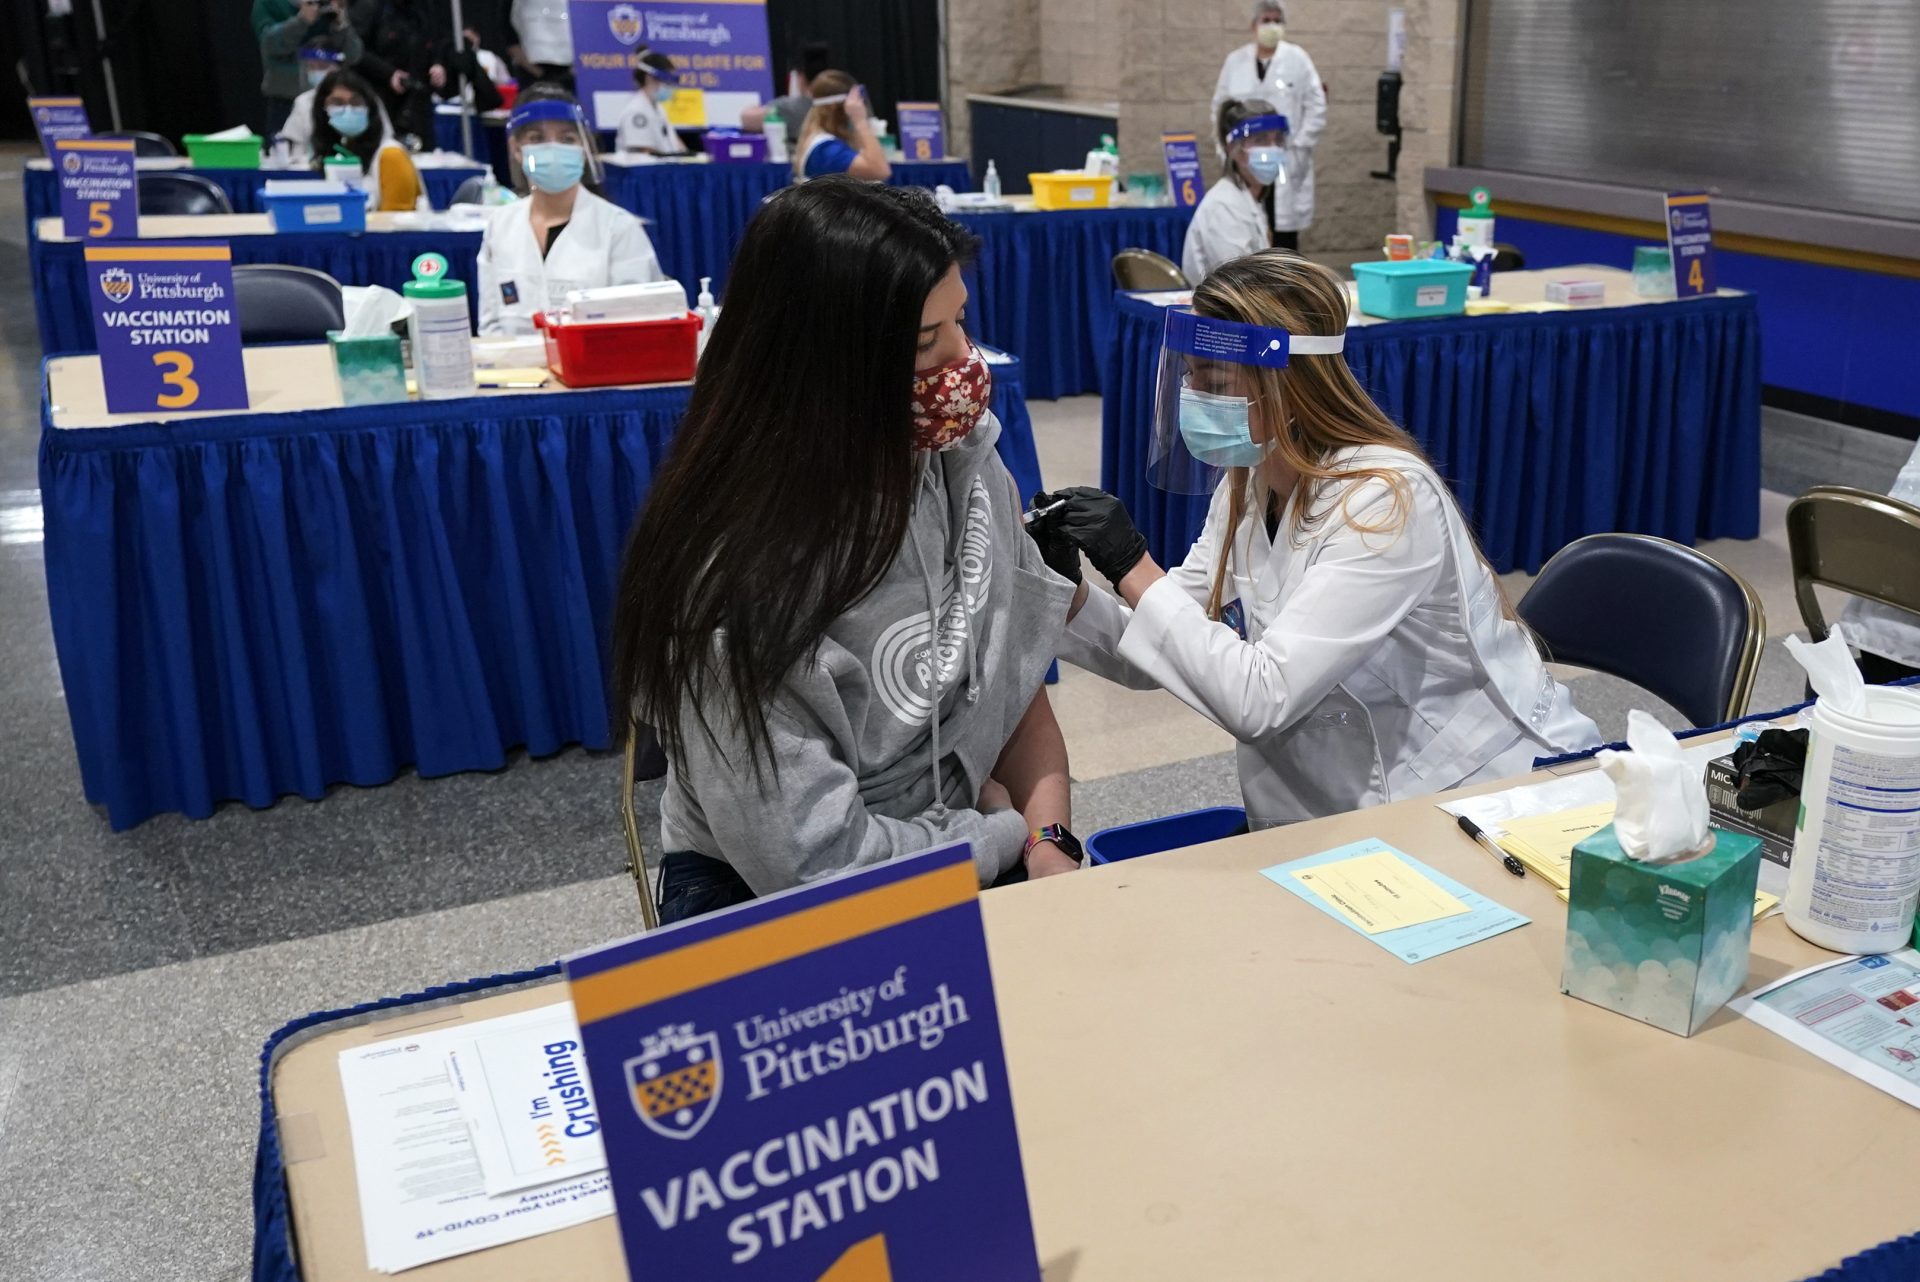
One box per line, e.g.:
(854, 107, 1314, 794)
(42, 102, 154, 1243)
(270, 743, 1917, 1282)
(45, 342, 687, 431)
(34, 209, 488, 244)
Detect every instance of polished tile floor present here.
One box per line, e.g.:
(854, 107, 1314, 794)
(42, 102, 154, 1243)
(0, 145, 1904, 1278)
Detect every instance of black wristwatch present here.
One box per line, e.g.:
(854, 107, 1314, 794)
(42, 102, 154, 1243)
(1024, 823, 1084, 864)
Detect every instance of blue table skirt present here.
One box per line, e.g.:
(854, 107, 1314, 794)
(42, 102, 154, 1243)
(32, 228, 484, 357)
(1103, 289, 1762, 575)
(958, 207, 1192, 401)
(598, 159, 973, 288)
(23, 162, 486, 233)
(41, 356, 1040, 829)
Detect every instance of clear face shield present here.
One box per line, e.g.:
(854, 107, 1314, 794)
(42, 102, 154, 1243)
(1225, 112, 1290, 187)
(507, 98, 604, 193)
(1147, 307, 1345, 494)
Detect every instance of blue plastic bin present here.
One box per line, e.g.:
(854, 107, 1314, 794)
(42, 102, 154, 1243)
(1352, 259, 1473, 320)
(1085, 806, 1249, 865)
(262, 180, 367, 234)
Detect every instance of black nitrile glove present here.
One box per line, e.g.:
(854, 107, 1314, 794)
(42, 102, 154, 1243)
(1045, 486, 1149, 586)
(1731, 728, 1809, 810)
(1024, 491, 1081, 584)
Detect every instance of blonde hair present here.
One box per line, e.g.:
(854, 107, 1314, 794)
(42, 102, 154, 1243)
(1191, 251, 1514, 626)
(794, 70, 856, 178)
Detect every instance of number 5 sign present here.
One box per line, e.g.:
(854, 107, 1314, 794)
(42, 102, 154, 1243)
(84, 242, 250, 415)
(54, 138, 137, 240)
(1164, 132, 1203, 210)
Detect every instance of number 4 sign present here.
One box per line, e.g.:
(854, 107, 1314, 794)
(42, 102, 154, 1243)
(1664, 191, 1716, 298)
(84, 242, 250, 415)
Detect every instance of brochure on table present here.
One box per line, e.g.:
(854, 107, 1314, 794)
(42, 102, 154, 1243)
(1732, 949, 1920, 1109)
(53, 138, 136, 241)
(446, 1005, 610, 1196)
(84, 241, 249, 414)
(564, 842, 1043, 1280)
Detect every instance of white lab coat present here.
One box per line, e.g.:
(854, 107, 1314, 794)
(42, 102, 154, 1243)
(615, 91, 687, 155)
(278, 90, 396, 166)
(476, 188, 663, 336)
(1210, 41, 1327, 232)
(1059, 446, 1601, 826)
(1182, 177, 1269, 284)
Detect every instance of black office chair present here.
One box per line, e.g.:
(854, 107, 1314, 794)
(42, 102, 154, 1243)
(138, 172, 234, 216)
(1112, 249, 1189, 291)
(233, 265, 346, 343)
(98, 130, 178, 158)
(1490, 242, 1527, 272)
(450, 175, 491, 206)
(1519, 533, 1766, 729)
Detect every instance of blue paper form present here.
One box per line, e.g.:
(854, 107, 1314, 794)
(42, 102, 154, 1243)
(1262, 838, 1530, 963)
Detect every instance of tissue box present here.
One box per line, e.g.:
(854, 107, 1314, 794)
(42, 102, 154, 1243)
(1703, 754, 1797, 874)
(1545, 278, 1606, 307)
(327, 332, 407, 405)
(1561, 823, 1763, 1037)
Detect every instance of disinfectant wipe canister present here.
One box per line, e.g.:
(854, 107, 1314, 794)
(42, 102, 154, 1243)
(404, 252, 474, 400)
(1783, 635, 1920, 954)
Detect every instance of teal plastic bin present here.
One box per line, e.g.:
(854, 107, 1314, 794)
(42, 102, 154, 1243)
(1352, 259, 1474, 320)
(1085, 806, 1249, 865)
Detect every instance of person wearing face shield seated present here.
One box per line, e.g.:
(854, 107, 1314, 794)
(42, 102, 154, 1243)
(477, 87, 663, 337)
(1028, 252, 1602, 829)
(610, 179, 1082, 924)
(309, 67, 423, 210)
(1183, 99, 1289, 286)
(616, 49, 689, 155)
(793, 71, 891, 182)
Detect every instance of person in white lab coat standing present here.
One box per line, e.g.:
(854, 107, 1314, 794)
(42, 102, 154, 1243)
(1182, 99, 1288, 285)
(477, 89, 664, 337)
(1028, 252, 1600, 827)
(1210, 1, 1326, 249)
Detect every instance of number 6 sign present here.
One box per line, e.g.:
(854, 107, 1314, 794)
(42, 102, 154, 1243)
(1164, 131, 1203, 211)
(84, 242, 250, 415)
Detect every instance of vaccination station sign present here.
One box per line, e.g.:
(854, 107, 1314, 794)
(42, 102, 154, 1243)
(570, 0, 773, 130)
(84, 242, 249, 415)
(29, 96, 91, 154)
(564, 843, 1042, 1281)
(1665, 191, 1716, 298)
(54, 138, 136, 240)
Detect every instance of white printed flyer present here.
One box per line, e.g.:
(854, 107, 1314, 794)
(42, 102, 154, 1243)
(1730, 948, 1920, 1109)
(445, 1005, 608, 1195)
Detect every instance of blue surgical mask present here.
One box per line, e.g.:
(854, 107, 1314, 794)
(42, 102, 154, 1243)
(652, 85, 676, 104)
(327, 105, 369, 138)
(1178, 386, 1271, 469)
(523, 142, 586, 193)
(307, 69, 330, 89)
(1247, 146, 1285, 185)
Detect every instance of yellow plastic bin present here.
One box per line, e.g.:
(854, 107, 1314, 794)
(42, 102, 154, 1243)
(183, 133, 263, 169)
(1027, 171, 1115, 210)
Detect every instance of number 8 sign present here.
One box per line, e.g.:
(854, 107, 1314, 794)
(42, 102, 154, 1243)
(84, 242, 250, 415)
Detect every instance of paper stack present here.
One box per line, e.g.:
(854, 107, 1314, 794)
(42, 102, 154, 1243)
(1495, 803, 1779, 918)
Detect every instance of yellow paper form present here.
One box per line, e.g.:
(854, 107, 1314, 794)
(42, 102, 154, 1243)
(1511, 804, 1784, 920)
(1292, 850, 1472, 934)
(664, 89, 708, 129)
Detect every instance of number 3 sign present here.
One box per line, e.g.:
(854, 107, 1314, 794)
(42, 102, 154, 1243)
(83, 242, 250, 415)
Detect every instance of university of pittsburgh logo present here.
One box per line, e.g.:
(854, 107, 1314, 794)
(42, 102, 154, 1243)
(62, 153, 82, 175)
(607, 3, 644, 46)
(625, 1023, 721, 1140)
(98, 267, 134, 304)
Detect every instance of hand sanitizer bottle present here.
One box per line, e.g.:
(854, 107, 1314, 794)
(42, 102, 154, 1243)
(983, 160, 1002, 201)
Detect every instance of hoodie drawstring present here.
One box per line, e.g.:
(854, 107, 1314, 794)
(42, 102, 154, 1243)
(908, 517, 949, 819)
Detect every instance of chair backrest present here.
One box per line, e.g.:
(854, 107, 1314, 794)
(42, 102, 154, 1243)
(137, 171, 233, 216)
(1490, 242, 1526, 272)
(99, 129, 178, 158)
(622, 716, 669, 930)
(1112, 248, 1189, 292)
(1518, 533, 1765, 728)
(450, 175, 490, 206)
(1787, 485, 1920, 642)
(232, 265, 346, 344)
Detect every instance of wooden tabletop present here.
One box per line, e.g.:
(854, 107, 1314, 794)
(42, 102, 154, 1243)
(269, 742, 1915, 1282)
(34, 209, 489, 244)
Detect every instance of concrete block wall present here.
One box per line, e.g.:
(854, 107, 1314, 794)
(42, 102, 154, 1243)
(946, 0, 1043, 158)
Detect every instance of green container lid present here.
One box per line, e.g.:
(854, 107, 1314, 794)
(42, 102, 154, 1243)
(403, 251, 464, 299)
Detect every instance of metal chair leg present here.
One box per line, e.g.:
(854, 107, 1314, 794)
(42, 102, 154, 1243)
(622, 719, 661, 931)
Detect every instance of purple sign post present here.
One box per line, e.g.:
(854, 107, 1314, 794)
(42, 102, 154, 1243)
(565, 843, 1043, 1281)
(1665, 191, 1716, 298)
(55, 138, 137, 240)
(569, 0, 774, 131)
(896, 103, 945, 163)
(1164, 132, 1203, 209)
(84, 242, 250, 415)
(29, 96, 92, 156)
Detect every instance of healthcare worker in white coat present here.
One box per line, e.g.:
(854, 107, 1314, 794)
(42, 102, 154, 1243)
(1028, 252, 1600, 827)
(1210, 0, 1326, 249)
(477, 90, 663, 337)
(1183, 99, 1287, 286)
(615, 49, 688, 155)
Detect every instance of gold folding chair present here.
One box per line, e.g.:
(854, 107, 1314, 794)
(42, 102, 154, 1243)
(1786, 485, 1920, 642)
(1111, 248, 1190, 292)
(621, 715, 663, 930)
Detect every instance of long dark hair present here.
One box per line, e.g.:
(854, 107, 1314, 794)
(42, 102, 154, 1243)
(309, 68, 386, 170)
(610, 179, 979, 768)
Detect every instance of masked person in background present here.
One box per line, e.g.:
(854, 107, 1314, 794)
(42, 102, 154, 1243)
(793, 71, 891, 182)
(611, 179, 1081, 923)
(1184, 99, 1288, 285)
(1210, 1, 1325, 251)
(615, 49, 688, 155)
(308, 67, 424, 210)
(476, 88, 662, 336)
(1029, 252, 1600, 828)
(279, 44, 392, 164)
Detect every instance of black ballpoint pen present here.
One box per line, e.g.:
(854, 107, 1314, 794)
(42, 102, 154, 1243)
(1457, 814, 1526, 877)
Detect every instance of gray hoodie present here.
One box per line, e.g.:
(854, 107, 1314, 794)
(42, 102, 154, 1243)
(660, 414, 1074, 893)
